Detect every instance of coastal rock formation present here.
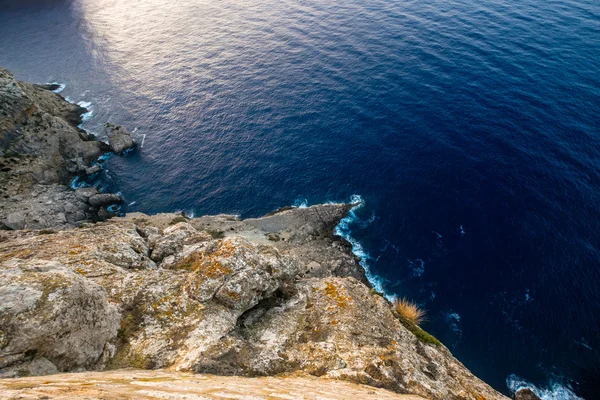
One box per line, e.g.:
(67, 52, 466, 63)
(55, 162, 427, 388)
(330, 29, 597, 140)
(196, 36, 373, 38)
(0, 68, 122, 230)
(0, 68, 509, 399)
(0, 205, 508, 400)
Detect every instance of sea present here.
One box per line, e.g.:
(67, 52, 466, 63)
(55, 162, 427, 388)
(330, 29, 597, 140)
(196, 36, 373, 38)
(1, 0, 599, 398)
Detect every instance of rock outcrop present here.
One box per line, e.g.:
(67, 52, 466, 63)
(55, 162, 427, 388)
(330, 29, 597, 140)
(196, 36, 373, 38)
(0, 68, 123, 230)
(0, 68, 509, 399)
(0, 205, 508, 399)
(105, 123, 135, 154)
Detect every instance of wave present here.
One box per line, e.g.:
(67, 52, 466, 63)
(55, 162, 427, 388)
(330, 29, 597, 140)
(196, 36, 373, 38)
(76, 101, 94, 125)
(506, 374, 583, 400)
(334, 195, 391, 299)
(407, 258, 425, 277)
(293, 198, 308, 208)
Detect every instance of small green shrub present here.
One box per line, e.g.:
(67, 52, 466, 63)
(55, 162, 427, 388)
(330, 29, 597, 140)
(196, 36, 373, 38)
(399, 318, 441, 346)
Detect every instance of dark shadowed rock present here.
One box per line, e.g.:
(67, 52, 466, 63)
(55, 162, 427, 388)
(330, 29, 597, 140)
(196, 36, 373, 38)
(33, 83, 62, 91)
(88, 193, 122, 208)
(105, 123, 135, 154)
(515, 388, 542, 400)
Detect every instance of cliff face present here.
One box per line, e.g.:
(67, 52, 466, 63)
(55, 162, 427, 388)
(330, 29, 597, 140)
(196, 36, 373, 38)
(0, 68, 508, 400)
(0, 68, 132, 230)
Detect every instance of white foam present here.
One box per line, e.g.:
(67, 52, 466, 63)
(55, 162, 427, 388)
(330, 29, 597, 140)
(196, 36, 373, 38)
(76, 101, 94, 126)
(293, 198, 308, 208)
(334, 195, 391, 299)
(506, 374, 583, 400)
(77, 101, 92, 108)
(185, 210, 196, 218)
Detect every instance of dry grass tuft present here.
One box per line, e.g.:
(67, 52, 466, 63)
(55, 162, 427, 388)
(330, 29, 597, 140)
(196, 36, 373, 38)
(393, 297, 426, 325)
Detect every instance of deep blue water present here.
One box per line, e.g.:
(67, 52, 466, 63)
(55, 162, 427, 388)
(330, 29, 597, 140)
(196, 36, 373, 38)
(1, 0, 599, 397)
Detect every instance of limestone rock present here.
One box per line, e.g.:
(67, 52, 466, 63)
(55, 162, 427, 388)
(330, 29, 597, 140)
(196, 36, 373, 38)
(105, 123, 135, 154)
(0, 205, 508, 399)
(0, 259, 120, 376)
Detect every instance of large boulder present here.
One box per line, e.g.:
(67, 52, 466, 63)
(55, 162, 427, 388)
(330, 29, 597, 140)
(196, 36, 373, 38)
(0, 259, 120, 377)
(105, 123, 135, 154)
(88, 193, 122, 208)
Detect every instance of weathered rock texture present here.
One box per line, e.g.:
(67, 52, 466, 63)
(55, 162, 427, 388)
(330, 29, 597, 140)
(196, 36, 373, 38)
(105, 123, 135, 154)
(0, 205, 508, 400)
(0, 68, 121, 230)
(0, 370, 427, 400)
(0, 68, 508, 399)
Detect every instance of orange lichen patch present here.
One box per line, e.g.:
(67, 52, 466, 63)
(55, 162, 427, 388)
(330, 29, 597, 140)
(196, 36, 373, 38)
(323, 281, 353, 309)
(221, 289, 242, 301)
(174, 240, 243, 280)
(0, 248, 35, 262)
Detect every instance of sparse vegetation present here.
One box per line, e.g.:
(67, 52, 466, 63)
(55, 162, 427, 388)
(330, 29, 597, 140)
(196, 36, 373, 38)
(400, 318, 442, 346)
(393, 297, 441, 346)
(393, 297, 425, 325)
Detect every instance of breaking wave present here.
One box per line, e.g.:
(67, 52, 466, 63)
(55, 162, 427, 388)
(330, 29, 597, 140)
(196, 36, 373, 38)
(334, 195, 390, 299)
(506, 374, 583, 400)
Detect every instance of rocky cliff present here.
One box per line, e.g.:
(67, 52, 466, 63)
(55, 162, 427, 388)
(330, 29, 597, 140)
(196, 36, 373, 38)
(0, 68, 133, 230)
(0, 68, 510, 400)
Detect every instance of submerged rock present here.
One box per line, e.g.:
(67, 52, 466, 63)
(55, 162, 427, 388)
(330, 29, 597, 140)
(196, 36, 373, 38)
(105, 123, 135, 154)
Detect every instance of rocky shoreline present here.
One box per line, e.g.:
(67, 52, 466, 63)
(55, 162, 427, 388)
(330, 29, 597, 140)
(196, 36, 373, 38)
(0, 67, 134, 230)
(0, 69, 537, 399)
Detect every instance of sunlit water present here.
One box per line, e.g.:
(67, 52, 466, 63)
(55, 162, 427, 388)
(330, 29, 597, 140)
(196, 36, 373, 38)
(1, 0, 599, 397)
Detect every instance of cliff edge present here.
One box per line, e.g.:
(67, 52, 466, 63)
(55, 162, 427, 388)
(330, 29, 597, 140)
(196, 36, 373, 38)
(0, 69, 509, 400)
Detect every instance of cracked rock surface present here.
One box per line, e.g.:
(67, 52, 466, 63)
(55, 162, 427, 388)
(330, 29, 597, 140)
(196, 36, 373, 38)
(0, 205, 507, 400)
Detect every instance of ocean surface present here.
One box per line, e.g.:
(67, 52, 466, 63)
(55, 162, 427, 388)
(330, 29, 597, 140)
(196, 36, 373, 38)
(1, 0, 599, 397)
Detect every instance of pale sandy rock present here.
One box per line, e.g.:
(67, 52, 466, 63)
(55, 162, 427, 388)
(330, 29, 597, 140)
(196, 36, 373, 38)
(0, 370, 428, 400)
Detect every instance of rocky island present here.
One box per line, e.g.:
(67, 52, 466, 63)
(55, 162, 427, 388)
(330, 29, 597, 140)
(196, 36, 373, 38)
(0, 68, 532, 399)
